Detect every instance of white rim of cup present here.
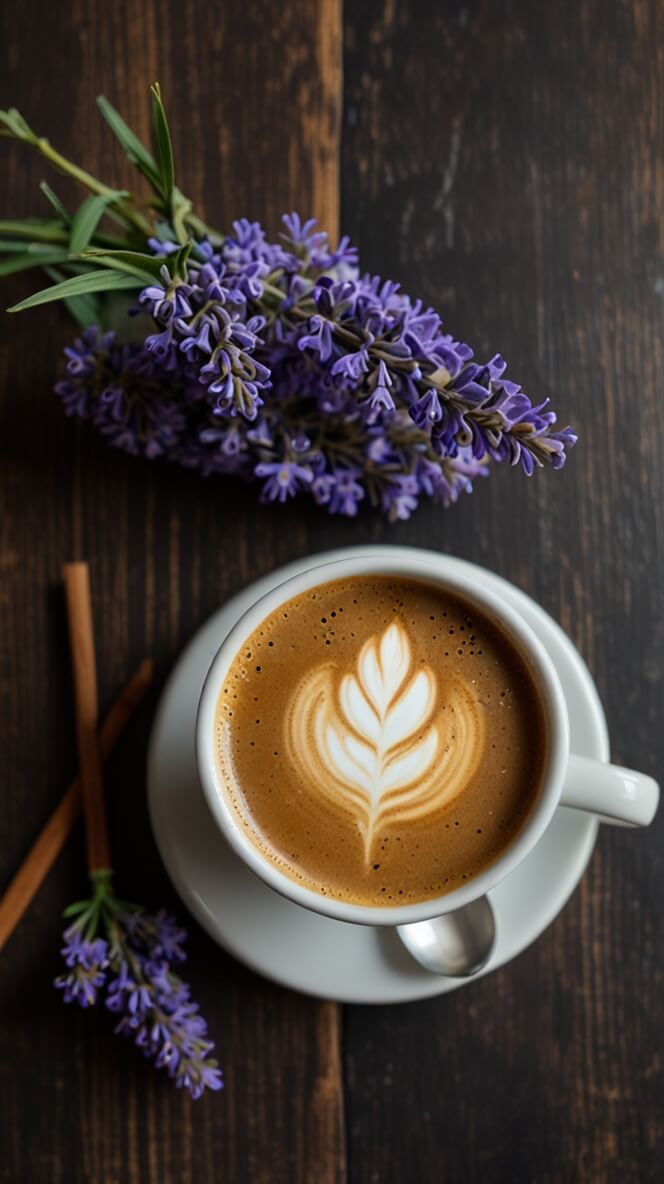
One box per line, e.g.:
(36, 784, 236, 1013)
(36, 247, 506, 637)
(196, 554, 570, 927)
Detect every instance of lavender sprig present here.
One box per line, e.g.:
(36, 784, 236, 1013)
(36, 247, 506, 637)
(56, 872, 222, 1100)
(1, 84, 576, 520)
(57, 563, 221, 1101)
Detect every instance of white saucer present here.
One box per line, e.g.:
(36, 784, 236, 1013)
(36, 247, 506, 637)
(147, 546, 608, 1004)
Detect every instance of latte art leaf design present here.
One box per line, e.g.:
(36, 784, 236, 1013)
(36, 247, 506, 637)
(286, 621, 485, 862)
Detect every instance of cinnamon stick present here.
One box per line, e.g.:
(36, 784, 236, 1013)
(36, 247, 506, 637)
(62, 562, 113, 872)
(0, 659, 153, 952)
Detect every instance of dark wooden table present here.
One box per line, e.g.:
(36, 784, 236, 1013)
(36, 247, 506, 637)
(1, 2, 662, 1180)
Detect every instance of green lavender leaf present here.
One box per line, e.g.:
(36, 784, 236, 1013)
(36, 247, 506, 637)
(150, 83, 175, 201)
(0, 217, 128, 252)
(171, 239, 193, 279)
(1, 107, 153, 238)
(80, 247, 164, 281)
(0, 218, 69, 243)
(62, 900, 92, 918)
(0, 240, 35, 252)
(39, 182, 70, 224)
(0, 107, 37, 143)
(171, 188, 193, 245)
(96, 95, 162, 191)
(69, 192, 129, 253)
(8, 269, 143, 312)
(152, 218, 175, 242)
(0, 247, 71, 276)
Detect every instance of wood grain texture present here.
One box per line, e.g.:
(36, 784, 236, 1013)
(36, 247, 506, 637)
(0, 2, 345, 1182)
(341, 1, 664, 1182)
(1, 0, 663, 1181)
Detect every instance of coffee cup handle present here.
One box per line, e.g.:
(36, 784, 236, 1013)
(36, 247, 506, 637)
(560, 753, 659, 827)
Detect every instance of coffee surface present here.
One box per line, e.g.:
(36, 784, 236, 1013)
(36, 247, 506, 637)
(214, 576, 546, 905)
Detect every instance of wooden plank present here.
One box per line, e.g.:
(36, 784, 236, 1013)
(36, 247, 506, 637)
(341, 1, 664, 1182)
(0, 1, 345, 1182)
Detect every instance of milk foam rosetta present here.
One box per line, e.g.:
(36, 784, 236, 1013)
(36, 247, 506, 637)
(285, 620, 485, 863)
(214, 574, 546, 906)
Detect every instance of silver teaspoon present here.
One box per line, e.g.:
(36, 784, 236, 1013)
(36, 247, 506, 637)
(397, 895, 496, 977)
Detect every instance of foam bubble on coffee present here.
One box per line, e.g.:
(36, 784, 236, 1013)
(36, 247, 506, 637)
(214, 575, 546, 906)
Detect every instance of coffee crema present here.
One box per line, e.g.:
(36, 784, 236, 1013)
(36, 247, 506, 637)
(214, 576, 547, 906)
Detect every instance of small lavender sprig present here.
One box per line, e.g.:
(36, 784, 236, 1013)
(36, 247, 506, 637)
(58, 563, 221, 1101)
(55, 872, 222, 1100)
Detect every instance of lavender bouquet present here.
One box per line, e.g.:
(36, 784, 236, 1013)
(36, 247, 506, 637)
(0, 86, 575, 520)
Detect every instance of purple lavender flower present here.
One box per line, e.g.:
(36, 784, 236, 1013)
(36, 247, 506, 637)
(55, 926, 109, 1008)
(313, 467, 365, 516)
(254, 460, 314, 502)
(299, 270, 575, 478)
(379, 473, 421, 522)
(364, 360, 395, 419)
(224, 217, 296, 281)
(297, 314, 334, 362)
(56, 900, 222, 1101)
(281, 212, 329, 256)
(418, 451, 489, 506)
(53, 211, 575, 519)
(281, 212, 359, 272)
(55, 327, 189, 460)
(139, 251, 272, 420)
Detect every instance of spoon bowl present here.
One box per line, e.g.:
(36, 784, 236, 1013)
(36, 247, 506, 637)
(397, 896, 496, 977)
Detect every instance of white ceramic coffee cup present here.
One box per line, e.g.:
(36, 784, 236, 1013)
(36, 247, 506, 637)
(196, 553, 659, 927)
